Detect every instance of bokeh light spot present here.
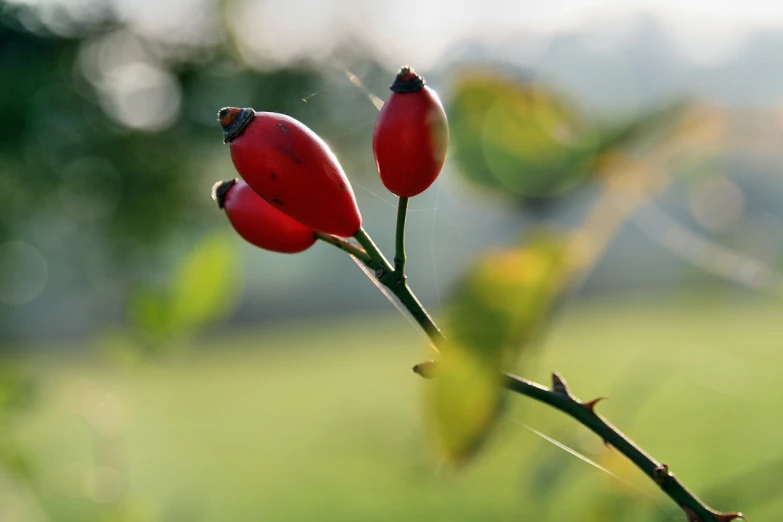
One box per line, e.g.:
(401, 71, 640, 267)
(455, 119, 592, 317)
(81, 388, 131, 439)
(690, 177, 744, 232)
(100, 61, 182, 131)
(84, 466, 126, 504)
(0, 241, 48, 305)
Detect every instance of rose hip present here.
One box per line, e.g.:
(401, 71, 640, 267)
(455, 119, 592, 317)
(372, 66, 449, 197)
(213, 178, 316, 254)
(219, 108, 362, 237)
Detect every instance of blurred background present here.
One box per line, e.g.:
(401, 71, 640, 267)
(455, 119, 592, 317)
(1, 0, 783, 520)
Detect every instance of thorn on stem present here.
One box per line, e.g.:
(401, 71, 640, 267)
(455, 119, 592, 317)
(413, 360, 438, 379)
(684, 507, 746, 522)
(714, 513, 746, 522)
(551, 372, 572, 397)
(580, 397, 608, 414)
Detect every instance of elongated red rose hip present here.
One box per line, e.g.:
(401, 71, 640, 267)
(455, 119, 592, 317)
(218, 108, 361, 237)
(373, 66, 449, 197)
(213, 178, 316, 254)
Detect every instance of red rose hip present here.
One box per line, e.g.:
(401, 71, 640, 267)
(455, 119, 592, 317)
(213, 179, 316, 254)
(219, 107, 361, 237)
(373, 66, 449, 197)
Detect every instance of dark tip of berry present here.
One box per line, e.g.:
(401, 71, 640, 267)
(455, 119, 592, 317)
(217, 107, 232, 122)
(218, 107, 255, 143)
(212, 178, 237, 209)
(390, 66, 425, 93)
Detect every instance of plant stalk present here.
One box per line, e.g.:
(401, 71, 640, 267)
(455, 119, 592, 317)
(346, 225, 741, 522)
(394, 196, 409, 274)
(500, 372, 741, 522)
(353, 226, 446, 348)
(315, 232, 372, 263)
(353, 227, 393, 274)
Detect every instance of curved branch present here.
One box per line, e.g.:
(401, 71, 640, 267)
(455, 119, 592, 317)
(413, 361, 744, 522)
(341, 227, 742, 522)
(315, 232, 372, 263)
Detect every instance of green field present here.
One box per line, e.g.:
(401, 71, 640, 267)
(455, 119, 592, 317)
(5, 296, 783, 521)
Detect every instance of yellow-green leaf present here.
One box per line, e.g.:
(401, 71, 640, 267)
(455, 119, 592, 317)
(447, 71, 596, 199)
(425, 232, 571, 463)
(169, 232, 239, 332)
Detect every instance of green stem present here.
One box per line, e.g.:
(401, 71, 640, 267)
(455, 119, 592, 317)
(410, 362, 741, 522)
(390, 281, 446, 349)
(500, 373, 740, 522)
(347, 224, 738, 521)
(353, 226, 445, 350)
(315, 232, 372, 263)
(394, 196, 409, 274)
(353, 227, 393, 274)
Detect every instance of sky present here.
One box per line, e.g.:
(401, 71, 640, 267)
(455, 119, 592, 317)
(8, 0, 783, 68)
(229, 0, 783, 67)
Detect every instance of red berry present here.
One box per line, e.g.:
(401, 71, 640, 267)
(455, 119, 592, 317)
(218, 107, 362, 237)
(373, 66, 449, 197)
(213, 179, 316, 254)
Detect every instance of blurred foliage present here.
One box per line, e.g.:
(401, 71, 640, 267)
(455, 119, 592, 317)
(0, 15, 194, 255)
(0, 12, 322, 252)
(0, 366, 34, 415)
(0, 365, 35, 482)
(447, 74, 597, 201)
(167, 233, 238, 331)
(446, 69, 688, 207)
(427, 232, 571, 462)
(0, 3, 390, 341)
(0, 2, 776, 521)
(110, 232, 239, 359)
(427, 68, 694, 464)
(9, 301, 782, 521)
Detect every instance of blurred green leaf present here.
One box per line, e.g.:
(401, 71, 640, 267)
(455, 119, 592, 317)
(426, 232, 571, 463)
(447, 235, 571, 357)
(424, 340, 506, 463)
(447, 70, 689, 204)
(594, 99, 691, 156)
(0, 365, 35, 482)
(126, 284, 174, 342)
(0, 435, 33, 482)
(447, 72, 597, 200)
(125, 233, 238, 348)
(0, 366, 35, 415)
(169, 232, 239, 331)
